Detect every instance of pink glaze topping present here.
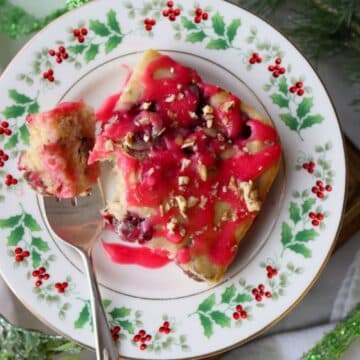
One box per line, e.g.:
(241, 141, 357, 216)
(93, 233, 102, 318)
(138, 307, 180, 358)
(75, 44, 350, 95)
(91, 54, 281, 269)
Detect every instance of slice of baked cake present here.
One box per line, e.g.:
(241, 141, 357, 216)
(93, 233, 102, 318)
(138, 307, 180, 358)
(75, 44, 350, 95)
(89, 50, 282, 283)
(19, 101, 100, 198)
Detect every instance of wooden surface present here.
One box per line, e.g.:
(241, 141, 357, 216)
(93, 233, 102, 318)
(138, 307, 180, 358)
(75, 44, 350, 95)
(206, 136, 360, 360)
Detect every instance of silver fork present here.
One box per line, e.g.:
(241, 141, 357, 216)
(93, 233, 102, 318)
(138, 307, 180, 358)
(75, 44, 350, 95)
(43, 183, 119, 360)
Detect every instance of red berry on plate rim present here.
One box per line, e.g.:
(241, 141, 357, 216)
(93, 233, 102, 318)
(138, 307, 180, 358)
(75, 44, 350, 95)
(233, 312, 240, 320)
(195, 8, 203, 16)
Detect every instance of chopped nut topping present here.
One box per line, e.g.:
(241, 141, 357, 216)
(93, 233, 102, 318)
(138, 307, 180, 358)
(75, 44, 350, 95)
(180, 158, 191, 171)
(157, 128, 166, 137)
(142, 102, 152, 110)
(206, 118, 214, 128)
(143, 134, 150, 142)
(175, 195, 187, 218)
(187, 196, 199, 208)
(170, 67, 175, 74)
(165, 94, 176, 103)
(159, 204, 164, 216)
(181, 138, 196, 149)
(222, 100, 235, 112)
(104, 139, 114, 151)
(147, 167, 155, 176)
(138, 117, 150, 126)
(179, 227, 186, 237)
(202, 105, 214, 115)
(198, 163, 207, 181)
(177, 84, 182, 90)
(166, 217, 178, 234)
(222, 186, 228, 193)
(239, 180, 261, 212)
(178, 176, 190, 186)
(228, 176, 237, 193)
(177, 93, 185, 100)
(217, 133, 225, 141)
(189, 111, 198, 119)
(199, 195, 208, 209)
(242, 146, 249, 153)
(123, 132, 134, 148)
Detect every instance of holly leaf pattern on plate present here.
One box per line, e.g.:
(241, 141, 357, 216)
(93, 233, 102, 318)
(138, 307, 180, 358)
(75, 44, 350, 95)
(199, 313, 213, 338)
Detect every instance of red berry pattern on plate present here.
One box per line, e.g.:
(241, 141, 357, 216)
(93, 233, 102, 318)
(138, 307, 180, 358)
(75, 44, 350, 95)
(162, 1, 181, 22)
(249, 52, 262, 64)
(268, 57, 286, 78)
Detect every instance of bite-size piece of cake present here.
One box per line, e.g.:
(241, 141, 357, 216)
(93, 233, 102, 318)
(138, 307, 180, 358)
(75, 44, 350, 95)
(90, 50, 282, 283)
(19, 101, 100, 198)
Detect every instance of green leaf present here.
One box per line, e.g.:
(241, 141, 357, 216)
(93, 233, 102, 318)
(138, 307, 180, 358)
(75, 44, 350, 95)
(210, 311, 231, 328)
(278, 76, 288, 95)
(68, 44, 86, 54)
(280, 113, 298, 131)
(221, 285, 236, 304)
(186, 31, 206, 43)
(0, 215, 21, 228)
(105, 35, 122, 54)
(206, 39, 229, 49)
(4, 134, 18, 150)
(7, 225, 24, 246)
(28, 102, 39, 114)
(118, 320, 134, 334)
(31, 249, 41, 268)
(74, 304, 90, 328)
(301, 198, 316, 214)
(199, 313, 213, 338)
(289, 202, 301, 224)
(84, 44, 99, 63)
(300, 114, 324, 129)
(288, 243, 312, 258)
(198, 294, 215, 313)
(295, 229, 318, 242)
(281, 222, 293, 246)
(107, 9, 121, 33)
(89, 20, 110, 36)
(297, 97, 313, 119)
(24, 213, 41, 231)
(234, 293, 252, 303)
(18, 124, 29, 145)
(271, 93, 289, 108)
(181, 16, 197, 30)
(102, 299, 111, 308)
(2, 105, 25, 118)
(212, 12, 225, 36)
(226, 19, 241, 43)
(31, 237, 50, 252)
(109, 307, 131, 319)
(8, 90, 32, 104)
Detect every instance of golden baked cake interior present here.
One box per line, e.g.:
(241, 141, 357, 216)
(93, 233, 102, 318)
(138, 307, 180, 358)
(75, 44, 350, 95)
(19, 101, 100, 198)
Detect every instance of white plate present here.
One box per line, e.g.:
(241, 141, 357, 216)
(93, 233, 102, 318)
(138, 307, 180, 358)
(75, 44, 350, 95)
(0, 0, 346, 358)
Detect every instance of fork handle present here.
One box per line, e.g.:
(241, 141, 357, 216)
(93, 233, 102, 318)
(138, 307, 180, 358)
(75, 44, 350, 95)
(80, 250, 120, 360)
